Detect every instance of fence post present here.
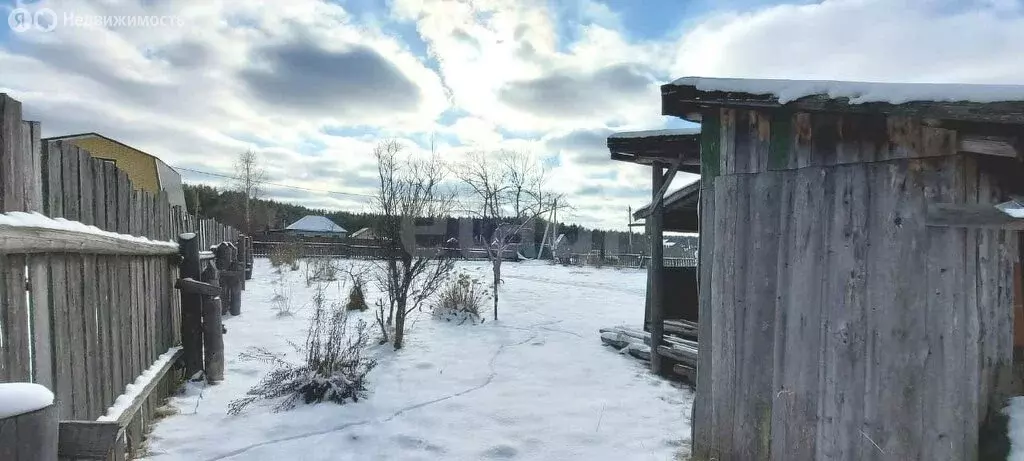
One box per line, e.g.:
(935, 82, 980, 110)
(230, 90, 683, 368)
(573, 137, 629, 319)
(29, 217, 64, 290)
(235, 237, 248, 290)
(177, 233, 203, 379)
(199, 259, 224, 383)
(214, 243, 232, 316)
(0, 398, 57, 461)
(245, 236, 253, 280)
(227, 243, 242, 315)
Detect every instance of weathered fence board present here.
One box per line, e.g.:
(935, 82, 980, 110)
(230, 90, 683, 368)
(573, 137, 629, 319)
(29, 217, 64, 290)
(82, 254, 101, 418)
(0, 254, 30, 382)
(50, 255, 73, 418)
(67, 254, 88, 419)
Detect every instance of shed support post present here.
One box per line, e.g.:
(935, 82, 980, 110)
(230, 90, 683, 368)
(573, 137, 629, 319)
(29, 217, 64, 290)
(649, 161, 666, 374)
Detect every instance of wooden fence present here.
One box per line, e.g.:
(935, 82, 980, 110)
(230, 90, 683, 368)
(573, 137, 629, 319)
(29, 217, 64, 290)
(252, 240, 521, 261)
(0, 93, 240, 459)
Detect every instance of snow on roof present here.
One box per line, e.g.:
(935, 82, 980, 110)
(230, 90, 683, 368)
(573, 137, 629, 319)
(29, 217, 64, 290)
(350, 227, 375, 238)
(608, 128, 701, 139)
(669, 77, 1024, 105)
(285, 215, 347, 233)
(0, 383, 54, 418)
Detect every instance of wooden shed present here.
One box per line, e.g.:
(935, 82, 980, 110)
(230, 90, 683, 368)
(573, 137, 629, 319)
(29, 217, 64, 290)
(608, 129, 702, 376)
(664, 77, 1024, 461)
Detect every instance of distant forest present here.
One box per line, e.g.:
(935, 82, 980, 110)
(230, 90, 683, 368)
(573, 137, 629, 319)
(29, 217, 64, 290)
(183, 183, 642, 251)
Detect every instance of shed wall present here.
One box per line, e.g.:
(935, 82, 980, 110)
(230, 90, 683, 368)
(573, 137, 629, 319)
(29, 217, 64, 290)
(693, 108, 1020, 461)
(69, 137, 160, 192)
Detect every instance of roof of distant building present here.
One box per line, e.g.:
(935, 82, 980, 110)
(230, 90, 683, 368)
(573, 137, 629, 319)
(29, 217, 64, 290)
(285, 215, 347, 233)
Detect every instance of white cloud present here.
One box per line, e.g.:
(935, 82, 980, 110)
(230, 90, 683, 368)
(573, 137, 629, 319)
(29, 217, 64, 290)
(5, 0, 1024, 230)
(671, 0, 1024, 84)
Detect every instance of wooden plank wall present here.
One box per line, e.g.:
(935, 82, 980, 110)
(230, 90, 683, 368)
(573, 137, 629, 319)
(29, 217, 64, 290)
(0, 94, 241, 453)
(693, 108, 1021, 461)
(36, 139, 186, 423)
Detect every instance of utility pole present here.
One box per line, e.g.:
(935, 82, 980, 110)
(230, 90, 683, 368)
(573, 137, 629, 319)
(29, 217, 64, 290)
(628, 206, 633, 253)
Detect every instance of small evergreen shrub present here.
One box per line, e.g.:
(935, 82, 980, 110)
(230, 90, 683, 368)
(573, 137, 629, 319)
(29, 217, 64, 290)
(346, 276, 368, 311)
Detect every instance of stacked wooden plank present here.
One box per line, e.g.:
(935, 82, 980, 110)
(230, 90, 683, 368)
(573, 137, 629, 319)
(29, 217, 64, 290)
(664, 319, 698, 338)
(599, 324, 699, 382)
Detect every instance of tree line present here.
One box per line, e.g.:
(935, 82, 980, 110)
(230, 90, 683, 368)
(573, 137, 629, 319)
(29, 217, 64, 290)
(182, 183, 637, 251)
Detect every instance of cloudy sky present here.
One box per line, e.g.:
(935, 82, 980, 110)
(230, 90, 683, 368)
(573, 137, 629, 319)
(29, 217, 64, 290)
(2, 0, 1023, 229)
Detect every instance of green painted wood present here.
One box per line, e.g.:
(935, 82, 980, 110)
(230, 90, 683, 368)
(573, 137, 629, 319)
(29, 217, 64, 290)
(701, 110, 721, 179)
(768, 111, 792, 170)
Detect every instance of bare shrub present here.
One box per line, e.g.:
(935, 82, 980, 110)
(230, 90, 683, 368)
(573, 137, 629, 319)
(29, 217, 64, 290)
(271, 284, 294, 317)
(305, 258, 338, 286)
(269, 242, 302, 271)
(228, 283, 377, 414)
(433, 273, 488, 324)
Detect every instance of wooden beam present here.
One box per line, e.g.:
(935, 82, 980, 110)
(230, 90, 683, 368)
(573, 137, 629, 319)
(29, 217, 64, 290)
(926, 203, 1024, 230)
(174, 278, 221, 296)
(657, 345, 698, 364)
(649, 161, 666, 375)
(672, 363, 696, 383)
(0, 224, 178, 255)
(58, 421, 121, 460)
(647, 157, 682, 215)
(958, 135, 1020, 158)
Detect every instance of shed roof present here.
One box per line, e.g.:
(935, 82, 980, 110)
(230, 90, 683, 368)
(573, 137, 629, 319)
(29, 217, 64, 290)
(285, 216, 347, 233)
(633, 179, 700, 232)
(663, 77, 1024, 125)
(607, 128, 702, 172)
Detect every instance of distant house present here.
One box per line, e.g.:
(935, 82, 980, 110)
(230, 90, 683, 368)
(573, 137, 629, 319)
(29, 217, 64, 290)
(42, 132, 187, 207)
(283, 216, 347, 239)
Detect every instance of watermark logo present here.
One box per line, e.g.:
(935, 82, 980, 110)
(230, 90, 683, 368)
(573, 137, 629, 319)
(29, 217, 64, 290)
(7, 4, 183, 33)
(8, 7, 55, 32)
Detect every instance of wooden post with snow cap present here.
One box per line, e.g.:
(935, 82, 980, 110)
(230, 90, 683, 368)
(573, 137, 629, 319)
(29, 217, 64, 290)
(200, 257, 225, 383)
(177, 232, 204, 379)
(0, 383, 58, 461)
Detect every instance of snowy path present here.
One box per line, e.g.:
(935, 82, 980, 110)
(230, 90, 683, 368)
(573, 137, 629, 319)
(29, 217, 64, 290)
(144, 260, 692, 461)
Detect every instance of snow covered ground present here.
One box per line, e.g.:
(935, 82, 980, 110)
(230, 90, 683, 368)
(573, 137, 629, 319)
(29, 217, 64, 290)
(144, 258, 692, 461)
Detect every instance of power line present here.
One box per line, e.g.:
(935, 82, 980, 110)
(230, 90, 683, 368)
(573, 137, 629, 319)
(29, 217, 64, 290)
(171, 165, 376, 199)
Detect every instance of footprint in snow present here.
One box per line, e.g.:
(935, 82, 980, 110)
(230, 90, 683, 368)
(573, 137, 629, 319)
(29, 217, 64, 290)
(392, 434, 446, 454)
(481, 444, 519, 459)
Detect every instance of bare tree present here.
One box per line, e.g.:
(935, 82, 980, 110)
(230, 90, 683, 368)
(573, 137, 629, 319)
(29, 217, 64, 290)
(453, 151, 562, 320)
(234, 150, 266, 234)
(372, 140, 455, 350)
